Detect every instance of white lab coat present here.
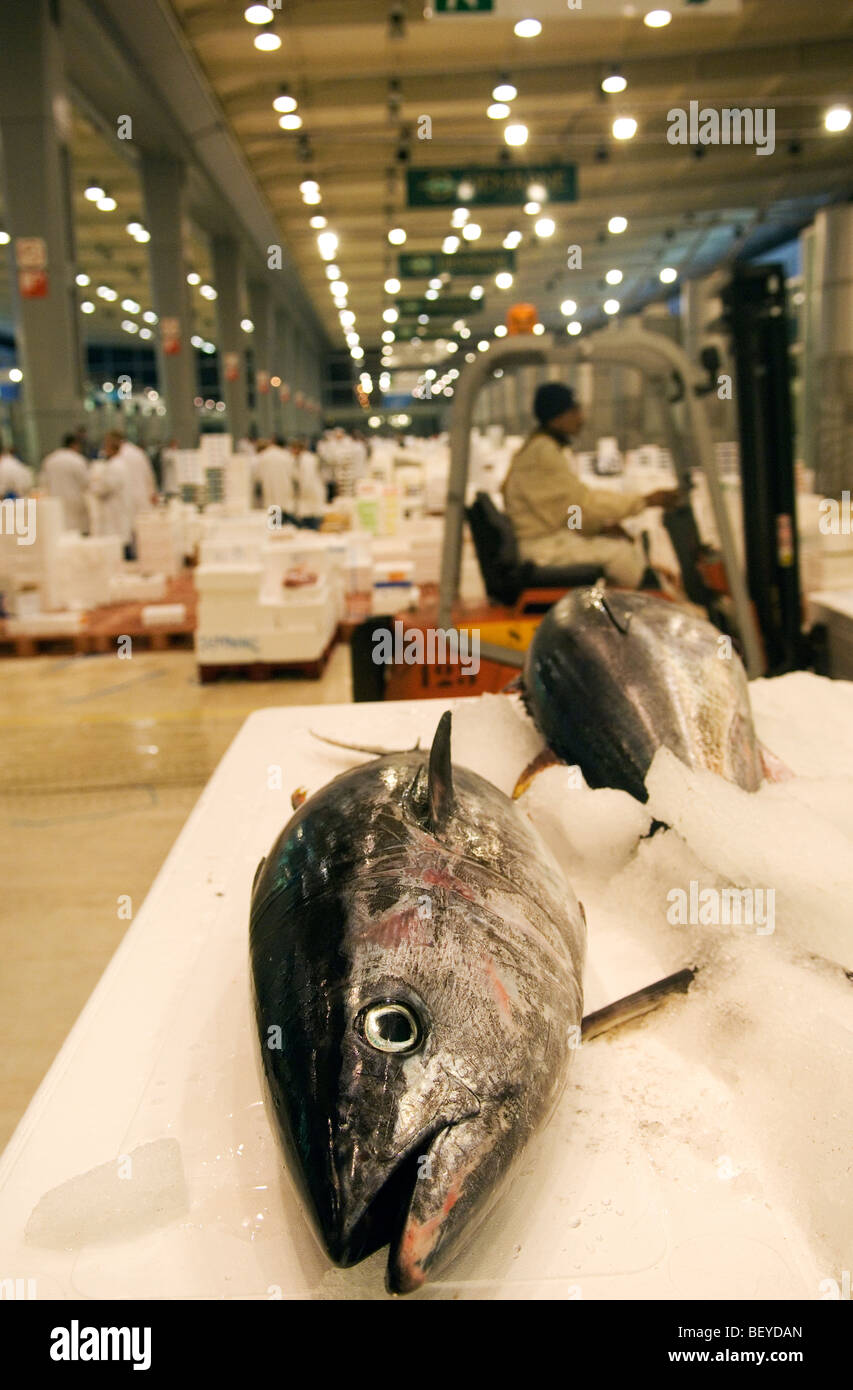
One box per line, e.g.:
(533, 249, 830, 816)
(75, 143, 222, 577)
(88, 455, 131, 543)
(119, 441, 157, 533)
(291, 449, 325, 517)
(256, 445, 295, 513)
(0, 452, 33, 497)
(41, 447, 90, 532)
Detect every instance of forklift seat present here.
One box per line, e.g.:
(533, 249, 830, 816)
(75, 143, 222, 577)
(465, 492, 604, 606)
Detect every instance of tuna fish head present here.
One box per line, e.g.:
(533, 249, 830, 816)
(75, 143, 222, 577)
(250, 712, 585, 1293)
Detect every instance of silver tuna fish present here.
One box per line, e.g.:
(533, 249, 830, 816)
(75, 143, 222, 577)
(249, 711, 586, 1293)
(523, 587, 764, 803)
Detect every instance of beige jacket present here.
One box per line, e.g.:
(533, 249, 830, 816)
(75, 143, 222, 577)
(502, 431, 645, 540)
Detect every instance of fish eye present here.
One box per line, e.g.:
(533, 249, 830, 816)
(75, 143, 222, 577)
(357, 1001, 422, 1055)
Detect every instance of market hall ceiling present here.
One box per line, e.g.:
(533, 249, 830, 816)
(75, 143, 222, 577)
(1, 0, 852, 365)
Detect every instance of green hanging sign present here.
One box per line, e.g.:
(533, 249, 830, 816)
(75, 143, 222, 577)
(407, 164, 577, 208)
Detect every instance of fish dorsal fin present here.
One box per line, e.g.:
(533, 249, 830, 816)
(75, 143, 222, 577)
(427, 710, 454, 833)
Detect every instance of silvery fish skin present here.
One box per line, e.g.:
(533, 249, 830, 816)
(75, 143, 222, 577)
(524, 587, 763, 804)
(250, 712, 585, 1294)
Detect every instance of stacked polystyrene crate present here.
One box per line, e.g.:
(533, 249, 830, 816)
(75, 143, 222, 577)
(58, 535, 124, 609)
(135, 510, 184, 578)
(0, 496, 65, 615)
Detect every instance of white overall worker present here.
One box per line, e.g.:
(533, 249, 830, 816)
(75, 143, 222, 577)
(502, 382, 679, 588)
(88, 434, 132, 553)
(289, 438, 326, 520)
(114, 432, 158, 540)
(41, 433, 90, 532)
(255, 436, 296, 516)
(0, 441, 34, 497)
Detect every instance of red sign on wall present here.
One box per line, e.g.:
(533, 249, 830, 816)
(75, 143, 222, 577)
(279, 382, 291, 403)
(18, 269, 49, 299)
(161, 317, 181, 355)
(224, 351, 240, 383)
(256, 370, 270, 395)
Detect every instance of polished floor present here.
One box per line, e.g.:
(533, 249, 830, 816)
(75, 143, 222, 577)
(0, 645, 352, 1151)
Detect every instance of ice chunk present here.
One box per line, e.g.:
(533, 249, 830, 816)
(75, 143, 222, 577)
(26, 1138, 188, 1249)
(451, 692, 544, 795)
(646, 747, 853, 969)
(750, 671, 853, 777)
(519, 766, 651, 881)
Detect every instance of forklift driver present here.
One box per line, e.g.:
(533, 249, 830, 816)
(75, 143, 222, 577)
(502, 382, 680, 588)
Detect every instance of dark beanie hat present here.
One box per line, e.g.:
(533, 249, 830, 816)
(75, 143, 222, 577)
(534, 381, 577, 425)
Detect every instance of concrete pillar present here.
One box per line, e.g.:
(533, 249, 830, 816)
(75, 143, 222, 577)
(813, 204, 853, 495)
(139, 153, 196, 447)
(210, 235, 249, 443)
(248, 280, 275, 438)
(0, 0, 83, 461)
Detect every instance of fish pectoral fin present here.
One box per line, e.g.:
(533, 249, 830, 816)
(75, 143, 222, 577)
(512, 747, 563, 799)
(581, 966, 697, 1040)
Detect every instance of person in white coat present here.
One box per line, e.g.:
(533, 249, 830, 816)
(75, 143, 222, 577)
(255, 437, 296, 517)
(115, 433, 157, 538)
(290, 438, 325, 520)
(88, 434, 132, 553)
(41, 434, 90, 532)
(0, 440, 34, 497)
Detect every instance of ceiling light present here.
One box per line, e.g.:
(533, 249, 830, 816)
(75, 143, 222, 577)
(273, 94, 298, 114)
(494, 324, 508, 337)
(612, 116, 638, 140)
(330, 281, 348, 296)
(659, 266, 678, 284)
(279, 113, 302, 130)
(254, 30, 282, 51)
(121, 320, 139, 334)
(84, 184, 105, 202)
(126, 222, 142, 236)
(302, 188, 322, 205)
(80, 301, 95, 314)
(187, 272, 201, 285)
(524, 201, 541, 216)
(191, 335, 203, 348)
(244, 4, 273, 22)
(603, 298, 620, 315)
(388, 227, 407, 245)
(459, 326, 471, 338)
(478, 340, 490, 352)
(96, 196, 117, 212)
(241, 318, 254, 332)
(0, 230, 9, 245)
(121, 298, 140, 313)
(514, 19, 542, 38)
(488, 103, 510, 120)
(442, 236, 460, 254)
(446, 342, 459, 354)
(325, 264, 340, 279)
(340, 310, 356, 327)
(418, 314, 429, 325)
(143, 311, 157, 324)
(383, 307, 399, 323)
(351, 346, 364, 360)
(560, 298, 577, 315)
(608, 215, 628, 234)
(505, 123, 529, 147)
(462, 222, 482, 241)
(347, 332, 361, 347)
(644, 9, 671, 27)
(493, 80, 517, 102)
(384, 277, 401, 293)
(469, 285, 484, 300)
(535, 217, 555, 238)
(601, 71, 627, 95)
(605, 268, 623, 285)
(310, 215, 327, 229)
(567, 320, 582, 336)
(425, 289, 439, 300)
(503, 230, 522, 249)
(199, 284, 217, 300)
(824, 105, 851, 133)
(532, 322, 545, 335)
(96, 285, 117, 301)
(429, 277, 442, 290)
(133, 228, 151, 243)
(75, 273, 90, 287)
(382, 330, 396, 343)
(495, 272, 513, 290)
(318, 231, 338, 259)
(138, 328, 153, 341)
(300, 178, 320, 196)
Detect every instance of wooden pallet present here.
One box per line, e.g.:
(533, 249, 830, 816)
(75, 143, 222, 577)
(0, 574, 197, 659)
(197, 632, 337, 684)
